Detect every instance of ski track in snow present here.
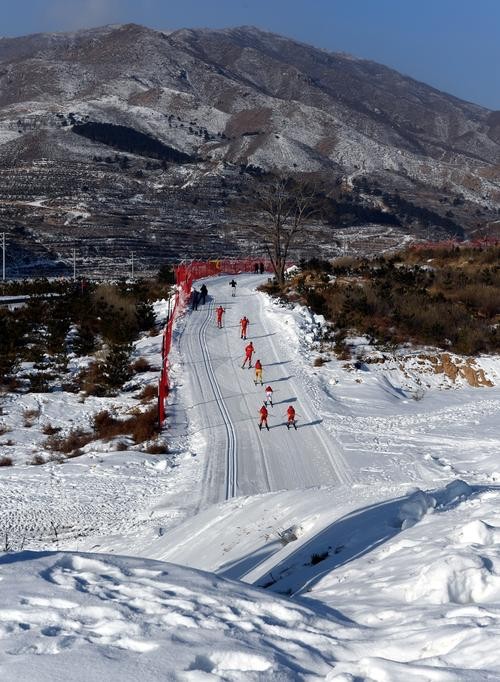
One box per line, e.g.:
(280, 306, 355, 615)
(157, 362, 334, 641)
(0, 456, 182, 550)
(176, 274, 352, 505)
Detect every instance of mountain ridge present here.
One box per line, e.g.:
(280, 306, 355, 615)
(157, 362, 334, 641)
(0, 23, 498, 275)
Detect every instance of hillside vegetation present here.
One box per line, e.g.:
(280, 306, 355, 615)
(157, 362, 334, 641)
(279, 245, 500, 356)
(0, 277, 166, 392)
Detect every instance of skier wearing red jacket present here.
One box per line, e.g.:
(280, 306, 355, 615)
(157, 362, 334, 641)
(259, 404, 270, 431)
(242, 341, 254, 368)
(240, 316, 249, 340)
(216, 306, 225, 328)
(286, 405, 297, 430)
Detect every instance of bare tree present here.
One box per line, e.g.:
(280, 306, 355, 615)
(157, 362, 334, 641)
(252, 176, 318, 286)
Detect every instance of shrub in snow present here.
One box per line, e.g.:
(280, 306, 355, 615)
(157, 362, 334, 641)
(42, 423, 62, 435)
(136, 301, 156, 331)
(72, 324, 97, 356)
(103, 342, 133, 387)
(144, 440, 168, 454)
(45, 428, 94, 455)
(137, 384, 158, 402)
(79, 360, 107, 396)
(93, 406, 160, 444)
(131, 356, 152, 373)
(22, 407, 40, 427)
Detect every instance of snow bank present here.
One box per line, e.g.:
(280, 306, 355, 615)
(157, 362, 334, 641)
(453, 519, 500, 546)
(405, 551, 500, 604)
(398, 481, 473, 529)
(0, 551, 341, 680)
(398, 489, 437, 529)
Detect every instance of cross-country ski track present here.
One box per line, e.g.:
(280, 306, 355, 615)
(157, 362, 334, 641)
(173, 274, 352, 508)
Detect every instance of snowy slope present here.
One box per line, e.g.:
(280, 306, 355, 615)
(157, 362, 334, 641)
(2, 274, 500, 679)
(0, 551, 344, 681)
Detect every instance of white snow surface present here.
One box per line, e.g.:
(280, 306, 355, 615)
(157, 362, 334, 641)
(1, 273, 500, 680)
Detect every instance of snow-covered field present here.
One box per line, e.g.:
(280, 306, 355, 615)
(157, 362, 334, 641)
(1, 274, 500, 680)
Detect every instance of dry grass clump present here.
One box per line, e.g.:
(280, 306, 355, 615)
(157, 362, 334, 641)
(129, 407, 160, 443)
(23, 407, 41, 427)
(30, 454, 46, 465)
(455, 284, 500, 317)
(313, 356, 327, 367)
(0, 456, 13, 467)
(93, 406, 159, 444)
(42, 423, 62, 435)
(0, 424, 11, 436)
(78, 361, 108, 397)
(131, 357, 152, 373)
(144, 441, 168, 454)
(137, 384, 158, 402)
(45, 429, 94, 454)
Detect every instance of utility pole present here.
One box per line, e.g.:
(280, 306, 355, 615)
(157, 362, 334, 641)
(1, 232, 5, 281)
(72, 248, 76, 282)
(131, 251, 135, 280)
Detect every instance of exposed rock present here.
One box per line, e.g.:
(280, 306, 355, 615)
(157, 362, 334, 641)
(427, 353, 494, 387)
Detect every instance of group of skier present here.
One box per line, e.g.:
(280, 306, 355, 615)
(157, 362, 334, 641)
(206, 281, 298, 433)
(259, 403, 296, 431)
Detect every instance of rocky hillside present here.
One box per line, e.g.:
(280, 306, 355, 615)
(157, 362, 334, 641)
(0, 24, 499, 275)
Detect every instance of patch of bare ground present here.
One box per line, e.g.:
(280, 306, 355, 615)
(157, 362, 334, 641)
(424, 353, 494, 387)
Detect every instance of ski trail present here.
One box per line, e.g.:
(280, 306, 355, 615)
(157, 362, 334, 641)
(220, 315, 272, 495)
(175, 274, 353, 505)
(198, 300, 237, 499)
(257, 285, 353, 486)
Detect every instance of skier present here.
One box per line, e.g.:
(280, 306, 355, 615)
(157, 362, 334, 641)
(200, 283, 208, 304)
(264, 385, 273, 407)
(240, 316, 249, 339)
(259, 404, 270, 431)
(229, 279, 237, 297)
(286, 405, 297, 430)
(216, 305, 225, 328)
(254, 359, 263, 385)
(192, 288, 200, 311)
(242, 341, 254, 368)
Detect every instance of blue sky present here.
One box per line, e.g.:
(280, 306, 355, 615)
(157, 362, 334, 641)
(2, 0, 499, 109)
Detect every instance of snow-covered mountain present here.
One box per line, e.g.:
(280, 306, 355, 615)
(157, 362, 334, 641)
(0, 23, 499, 272)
